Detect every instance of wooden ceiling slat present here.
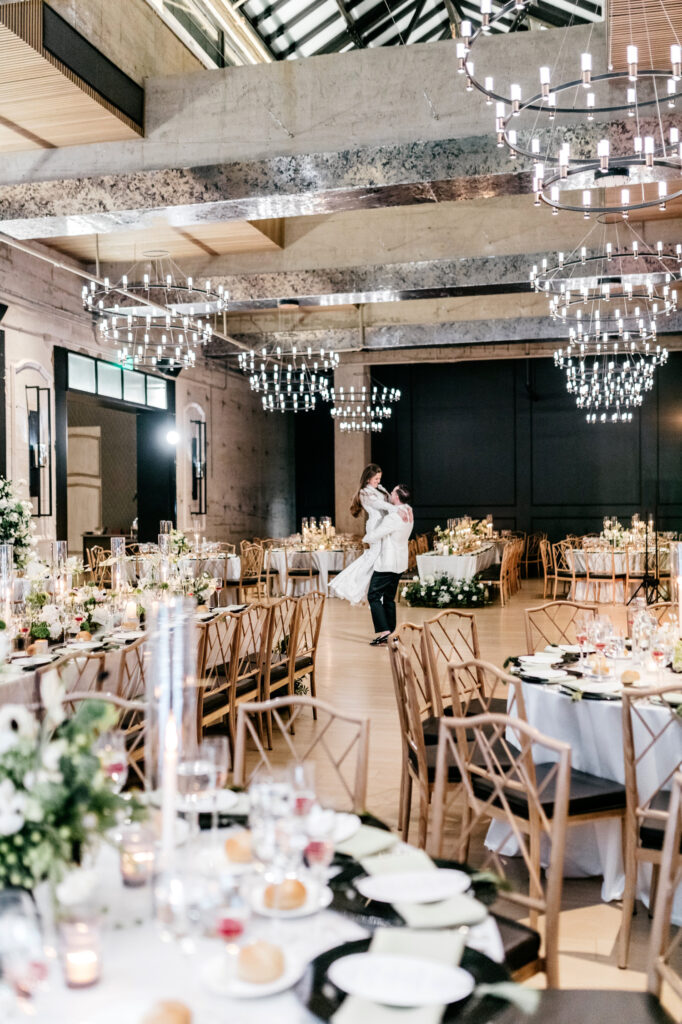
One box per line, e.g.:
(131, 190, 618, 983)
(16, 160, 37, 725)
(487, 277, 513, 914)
(609, 0, 682, 71)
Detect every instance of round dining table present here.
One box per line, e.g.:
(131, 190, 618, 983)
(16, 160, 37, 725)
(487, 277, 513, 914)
(416, 542, 499, 584)
(487, 664, 682, 920)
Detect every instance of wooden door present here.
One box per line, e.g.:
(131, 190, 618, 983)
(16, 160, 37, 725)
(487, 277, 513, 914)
(67, 426, 102, 555)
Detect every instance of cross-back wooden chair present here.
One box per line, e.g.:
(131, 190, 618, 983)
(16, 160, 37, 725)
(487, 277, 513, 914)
(416, 534, 429, 554)
(422, 609, 482, 717)
(283, 548, 321, 597)
(552, 541, 579, 599)
(228, 602, 272, 741)
(431, 713, 571, 988)
(195, 610, 241, 734)
(388, 630, 447, 846)
(448, 657, 523, 722)
(233, 696, 369, 813)
(260, 539, 281, 597)
(407, 538, 418, 572)
(619, 683, 682, 969)
(261, 595, 298, 746)
(539, 538, 556, 600)
(289, 590, 325, 713)
(238, 541, 265, 603)
(648, 771, 682, 1016)
(114, 635, 146, 701)
(583, 546, 626, 605)
(34, 651, 106, 707)
(524, 600, 598, 654)
(648, 602, 679, 628)
(523, 531, 546, 579)
(480, 541, 515, 606)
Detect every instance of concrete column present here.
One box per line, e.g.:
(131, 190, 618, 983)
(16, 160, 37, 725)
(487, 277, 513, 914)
(333, 364, 371, 536)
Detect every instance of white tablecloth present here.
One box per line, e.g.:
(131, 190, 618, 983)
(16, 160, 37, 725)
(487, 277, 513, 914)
(34, 831, 503, 1022)
(417, 543, 498, 583)
(487, 669, 682, 915)
(570, 547, 672, 603)
(0, 644, 128, 706)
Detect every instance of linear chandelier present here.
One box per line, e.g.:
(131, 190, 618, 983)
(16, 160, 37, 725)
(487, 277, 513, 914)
(462, 0, 682, 219)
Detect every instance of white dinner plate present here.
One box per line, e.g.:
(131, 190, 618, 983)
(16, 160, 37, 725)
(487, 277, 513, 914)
(201, 951, 304, 998)
(328, 953, 475, 1007)
(64, 640, 101, 650)
(333, 812, 361, 844)
(520, 652, 560, 664)
(559, 644, 596, 654)
(110, 630, 146, 641)
(17, 654, 57, 668)
(249, 879, 333, 918)
(354, 869, 471, 905)
(519, 666, 570, 682)
(563, 679, 622, 696)
(661, 691, 682, 705)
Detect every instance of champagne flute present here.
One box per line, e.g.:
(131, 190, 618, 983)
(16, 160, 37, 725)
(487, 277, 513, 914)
(201, 736, 230, 840)
(575, 613, 590, 667)
(290, 762, 316, 817)
(304, 805, 336, 892)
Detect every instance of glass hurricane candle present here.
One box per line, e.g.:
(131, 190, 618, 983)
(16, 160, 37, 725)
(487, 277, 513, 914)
(60, 917, 101, 988)
(119, 824, 155, 887)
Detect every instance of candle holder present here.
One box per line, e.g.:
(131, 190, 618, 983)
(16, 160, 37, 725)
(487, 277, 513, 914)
(0, 542, 13, 624)
(159, 520, 173, 535)
(60, 916, 101, 988)
(145, 597, 198, 871)
(119, 823, 155, 887)
(110, 537, 126, 593)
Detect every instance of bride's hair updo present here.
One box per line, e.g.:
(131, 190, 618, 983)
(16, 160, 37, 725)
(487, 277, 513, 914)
(350, 463, 382, 518)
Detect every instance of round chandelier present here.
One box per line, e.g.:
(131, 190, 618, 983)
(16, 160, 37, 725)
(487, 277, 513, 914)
(557, 350, 652, 423)
(461, 0, 682, 218)
(237, 342, 338, 412)
(83, 254, 226, 371)
(328, 383, 401, 433)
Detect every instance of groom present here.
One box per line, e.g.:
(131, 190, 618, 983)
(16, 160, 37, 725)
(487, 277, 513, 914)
(365, 484, 413, 646)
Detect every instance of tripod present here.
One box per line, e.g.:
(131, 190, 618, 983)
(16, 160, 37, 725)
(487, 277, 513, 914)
(627, 527, 667, 604)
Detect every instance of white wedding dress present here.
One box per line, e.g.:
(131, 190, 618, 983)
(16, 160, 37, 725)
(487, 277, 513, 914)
(330, 484, 392, 605)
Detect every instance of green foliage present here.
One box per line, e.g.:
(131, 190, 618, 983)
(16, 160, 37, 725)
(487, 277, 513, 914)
(401, 573, 491, 609)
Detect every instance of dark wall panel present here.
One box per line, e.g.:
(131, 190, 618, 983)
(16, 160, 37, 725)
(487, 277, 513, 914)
(295, 403, 334, 525)
(371, 354, 682, 542)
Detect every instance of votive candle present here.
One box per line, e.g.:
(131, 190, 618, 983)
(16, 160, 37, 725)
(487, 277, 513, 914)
(61, 920, 101, 988)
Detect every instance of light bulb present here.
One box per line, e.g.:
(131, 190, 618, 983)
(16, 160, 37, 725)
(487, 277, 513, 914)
(581, 52, 592, 87)
(627, 44, 638, 80)
(672, 43, 681, 79)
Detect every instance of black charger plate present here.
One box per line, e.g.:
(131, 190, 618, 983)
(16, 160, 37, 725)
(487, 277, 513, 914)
(296, 938, 511, 1023)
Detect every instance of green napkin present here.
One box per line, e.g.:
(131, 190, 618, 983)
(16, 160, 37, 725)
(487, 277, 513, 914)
(336, 824, 399, 859)
(360, 848, 488, 929)
(332, 928, 465, 1024)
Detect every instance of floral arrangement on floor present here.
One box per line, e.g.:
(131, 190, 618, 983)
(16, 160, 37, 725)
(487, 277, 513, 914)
(401, 573, 491, 608)
(0, 478, 35, 570)
(0, 677, 141, 891)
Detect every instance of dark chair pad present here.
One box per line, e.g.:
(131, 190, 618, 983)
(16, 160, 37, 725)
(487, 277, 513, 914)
(492, 913, 541, 973)
(524, 990, 673, 1024)
(240, 576, 260, 585)
(408, 741, 461, 784)
(640, 790, 682, 852)
(421, 698, 508, 746)
(473, 761, 625, 819)
(288, 568, 320, 577)
(479, 565, 501, 581)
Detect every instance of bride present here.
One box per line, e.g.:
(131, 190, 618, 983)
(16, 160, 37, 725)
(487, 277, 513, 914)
(330, 463, 395, 605)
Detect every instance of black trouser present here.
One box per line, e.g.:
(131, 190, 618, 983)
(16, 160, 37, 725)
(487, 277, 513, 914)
(367, 570, 400, 634)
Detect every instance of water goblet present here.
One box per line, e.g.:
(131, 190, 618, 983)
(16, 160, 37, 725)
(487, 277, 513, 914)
(177, 749, 217, 842)
(201, 736, 231, 840)
(290, 762, 316, 817)
(94, 731, 128, 794)
(304, 805, 336, 890)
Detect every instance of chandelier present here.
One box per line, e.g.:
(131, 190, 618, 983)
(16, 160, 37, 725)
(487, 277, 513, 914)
(83, 255, 226, 370)
(329, 383, 401, 432)
(237, 342, 338, 412)
(461, 0, 682, 218)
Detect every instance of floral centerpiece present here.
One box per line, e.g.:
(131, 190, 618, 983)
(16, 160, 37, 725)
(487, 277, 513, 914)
(170, 528, 190, 556)
(0, 678, 141, 891)
(401, 573, 491, 608)
(0, 477, 35, 569)
(434, 519, 490, 555)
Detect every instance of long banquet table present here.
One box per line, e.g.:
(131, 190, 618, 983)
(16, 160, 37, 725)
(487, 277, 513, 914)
(416, 542, 499, 583)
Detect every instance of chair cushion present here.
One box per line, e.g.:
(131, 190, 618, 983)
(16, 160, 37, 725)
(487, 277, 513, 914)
(492, 913, 541, 973)
(259, 570, 279, 579)
(236, 674, 259, 698)
(288, 568, 320, 577)
(640, 790, 682, 852)
(408, 742, 461, 784)
(473, 761, 626, 819)
(240, 576, 260, 585)
(524, 991, 674, 1024)
(422, 698, 508, 746)
(478, 565, 501, 582)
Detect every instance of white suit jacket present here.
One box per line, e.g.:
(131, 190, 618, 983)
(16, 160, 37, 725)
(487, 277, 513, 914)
(364, 505, 413, 574)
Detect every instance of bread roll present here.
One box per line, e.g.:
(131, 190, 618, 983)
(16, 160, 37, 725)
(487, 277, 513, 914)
(237, 941, 285, 984)
(224, 830, 252, 864)
(621, 669, 641, 685)
(140, 1000, 191, 1024)
(263, 878, 306, 911)
(77, 630, 92, 642)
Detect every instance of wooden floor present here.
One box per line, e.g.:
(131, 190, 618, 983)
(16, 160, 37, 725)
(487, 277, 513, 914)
(268, 578, 660, 993)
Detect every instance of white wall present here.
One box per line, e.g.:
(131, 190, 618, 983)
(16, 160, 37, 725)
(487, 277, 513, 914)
(0, 242, 295, 547)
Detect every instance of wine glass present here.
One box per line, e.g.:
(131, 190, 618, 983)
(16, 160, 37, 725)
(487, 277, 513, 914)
(95, 731, 128, 794)
(0, 890, 49, 1014)
(153, 871, 218, 956)
(574, 613, 591, 667)
(177, 751, 217, 841)
(201, 736, 231, 840)
(290, 762, 316, 817)
(304, 805, 336, 891)
(215, 877, 252, 977)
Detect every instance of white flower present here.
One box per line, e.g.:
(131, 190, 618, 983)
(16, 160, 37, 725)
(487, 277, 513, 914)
(56, 867, 98, 908)
(412, 576, 418, 581)
(42, 738, 68, 776)
(0, 778, 26, 835)
(41, 670, 66, 728)
(0, 704, 38, 754)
